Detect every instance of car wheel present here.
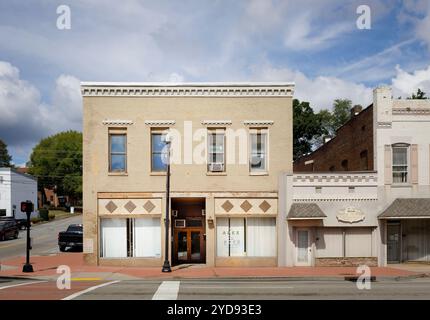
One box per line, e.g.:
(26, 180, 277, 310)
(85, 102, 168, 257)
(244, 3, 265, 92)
(13, 231, 18, 239)
(59, 246, 66, 252)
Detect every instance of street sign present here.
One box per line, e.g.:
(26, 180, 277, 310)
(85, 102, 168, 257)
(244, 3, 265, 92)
(21, 201, 34, 214)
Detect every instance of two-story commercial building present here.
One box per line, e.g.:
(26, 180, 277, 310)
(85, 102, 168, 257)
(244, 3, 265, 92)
(81, 82, 294, 267)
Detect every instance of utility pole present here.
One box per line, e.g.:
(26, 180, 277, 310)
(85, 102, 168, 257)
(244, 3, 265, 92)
(162, 134, 172, 273)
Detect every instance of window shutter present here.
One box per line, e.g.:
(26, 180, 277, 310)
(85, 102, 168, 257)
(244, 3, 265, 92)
(411, 144, 418, 184)
(384, 145, 392, 185)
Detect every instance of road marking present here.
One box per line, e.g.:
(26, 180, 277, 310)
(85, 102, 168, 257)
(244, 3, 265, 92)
(152, 281, 180, 300)
(0, 280, 48, 290)
(62, 280, 120, 300)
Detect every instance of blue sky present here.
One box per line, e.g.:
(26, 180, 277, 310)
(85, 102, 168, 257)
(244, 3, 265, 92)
(0, 0, 430, 165)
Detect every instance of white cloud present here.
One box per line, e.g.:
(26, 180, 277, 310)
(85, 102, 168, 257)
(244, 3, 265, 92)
(250, 63, 372, 110)
(392, 64, 430, 97)
(0, 61, 82, 163)
(284, 13, 353, 51)
(416, 10, 430, 50)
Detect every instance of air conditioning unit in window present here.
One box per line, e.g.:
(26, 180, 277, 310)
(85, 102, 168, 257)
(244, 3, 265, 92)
(209, 162, 224, 172)
(175, 219, 186, 228)
(201, 209, 205, 216)
(172, 210, 178, 217)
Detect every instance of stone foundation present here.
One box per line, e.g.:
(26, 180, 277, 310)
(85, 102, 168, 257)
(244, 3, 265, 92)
(315, 257, 378, 267)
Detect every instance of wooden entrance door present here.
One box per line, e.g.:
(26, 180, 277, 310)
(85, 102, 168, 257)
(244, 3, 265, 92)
(174, 228, 205, 264)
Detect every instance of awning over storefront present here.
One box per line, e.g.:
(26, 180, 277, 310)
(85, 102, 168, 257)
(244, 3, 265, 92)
(378, 198, 430, 219)
(287, 203, 327, 220)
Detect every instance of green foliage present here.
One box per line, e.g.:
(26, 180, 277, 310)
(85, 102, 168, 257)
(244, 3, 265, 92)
(331, 99, 352, 130)
(410, 88, 427, 99)
(39, 208, 49, 221)
(28, 131, 82, 201)
(293, 99, 327, 160)
(0, 139, 12, 167)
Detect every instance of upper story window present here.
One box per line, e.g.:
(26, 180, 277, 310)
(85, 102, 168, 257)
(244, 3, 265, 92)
(109, 132, 127, 172)
(249, 129, 268, 173)
(392, 144, 409, 183)
(208, 129, 225, 172)
(151, 131, 167, 172)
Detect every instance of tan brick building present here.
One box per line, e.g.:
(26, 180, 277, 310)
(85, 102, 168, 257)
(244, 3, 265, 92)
(81, 82, 294, 267)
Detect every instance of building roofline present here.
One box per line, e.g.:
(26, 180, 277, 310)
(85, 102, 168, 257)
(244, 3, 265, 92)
(0, 167, 38, 181)
(81, 81, 295, 87)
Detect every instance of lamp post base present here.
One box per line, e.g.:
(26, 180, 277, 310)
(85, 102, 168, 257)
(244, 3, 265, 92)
(162, 261, 172, 273)
(22, 263, 33, 273)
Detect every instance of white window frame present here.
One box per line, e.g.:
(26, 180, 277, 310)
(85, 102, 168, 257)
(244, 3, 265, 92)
(249, 128, 269, 174)
(207, 129, 226, 172)
(392, 143, 410, 184)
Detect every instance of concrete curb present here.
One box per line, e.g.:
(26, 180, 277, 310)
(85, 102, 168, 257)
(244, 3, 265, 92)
(1, 273, 427, 282)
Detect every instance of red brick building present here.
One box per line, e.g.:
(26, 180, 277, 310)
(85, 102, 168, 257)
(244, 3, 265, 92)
(294, 105, 374, 172)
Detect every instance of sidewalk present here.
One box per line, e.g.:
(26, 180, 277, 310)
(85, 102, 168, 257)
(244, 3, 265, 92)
(0, 253, 425, 281)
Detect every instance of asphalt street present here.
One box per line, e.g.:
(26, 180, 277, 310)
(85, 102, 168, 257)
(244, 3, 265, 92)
(0, 214, 82, 261)
(1, 277, 430, 300)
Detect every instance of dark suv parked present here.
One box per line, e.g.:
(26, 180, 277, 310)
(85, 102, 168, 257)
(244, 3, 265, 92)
(0, 220, 19, 241)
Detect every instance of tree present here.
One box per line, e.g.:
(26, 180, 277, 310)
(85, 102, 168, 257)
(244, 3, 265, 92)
(28, 131, 82, 204)
(410, 88, 427, 99)
(331, 99, 352, 130)
(293, 99, 327, 160)
(313, 109, 335, 148)
(0, 139, 12, 167)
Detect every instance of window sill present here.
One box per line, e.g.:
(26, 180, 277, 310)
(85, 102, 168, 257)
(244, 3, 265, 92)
(108, 172, 128, 176)
(390, 183, 413, 188)
(206, 172, 227, 176)
(249, 171, 269, 176)
(150, 172, 167, 176)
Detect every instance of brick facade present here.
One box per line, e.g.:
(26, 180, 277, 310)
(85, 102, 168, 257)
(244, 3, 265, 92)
(294, 105, 374, 172)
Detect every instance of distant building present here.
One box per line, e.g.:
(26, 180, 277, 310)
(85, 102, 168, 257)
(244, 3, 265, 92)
(294, 104, 374, 172)
(0, 168, 38, 220)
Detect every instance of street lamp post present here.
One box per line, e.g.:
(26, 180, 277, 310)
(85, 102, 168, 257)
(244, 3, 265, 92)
(21, 200, 34, 273)
(162, 135, 172, 273)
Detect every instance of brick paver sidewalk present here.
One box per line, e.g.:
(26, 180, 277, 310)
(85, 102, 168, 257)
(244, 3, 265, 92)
(0, 253, 421, 280)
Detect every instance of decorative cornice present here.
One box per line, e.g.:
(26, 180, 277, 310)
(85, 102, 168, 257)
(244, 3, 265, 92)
(293, 173, 378, 185)
(243, 120, 274, 126)
(144, 120, 175, 126)
(81, 82, 295, 97)
(102, 120, 133, 125)
(393, 108, 430, 115)
(294, 198, 378, 201)
(201, 120, 232, 126)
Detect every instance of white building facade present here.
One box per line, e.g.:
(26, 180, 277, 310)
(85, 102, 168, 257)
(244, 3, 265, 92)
(374, 87, 430, 264)
(281, 87, 430, 267)
(0, 168, 38, 220)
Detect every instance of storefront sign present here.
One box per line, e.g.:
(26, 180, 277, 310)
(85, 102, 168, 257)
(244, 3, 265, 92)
(337, 207, 365, 223)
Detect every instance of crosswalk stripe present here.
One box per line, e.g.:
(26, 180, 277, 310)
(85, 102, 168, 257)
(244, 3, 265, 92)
(152, 281, 180, 300)
(0, 280, 48, 290)
(62, 280, 120, 300)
